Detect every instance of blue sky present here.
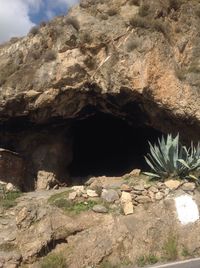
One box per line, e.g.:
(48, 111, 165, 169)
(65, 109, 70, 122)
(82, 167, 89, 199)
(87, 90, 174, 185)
(0, 0, 79, 43)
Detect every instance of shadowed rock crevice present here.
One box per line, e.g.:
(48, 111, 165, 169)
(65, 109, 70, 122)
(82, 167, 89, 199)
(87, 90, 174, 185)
(37, 238, 68, 258)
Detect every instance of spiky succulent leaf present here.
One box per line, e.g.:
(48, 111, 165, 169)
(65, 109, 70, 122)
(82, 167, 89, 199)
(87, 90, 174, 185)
(144, 134, 200, 180)
(143, 172, 161, 178)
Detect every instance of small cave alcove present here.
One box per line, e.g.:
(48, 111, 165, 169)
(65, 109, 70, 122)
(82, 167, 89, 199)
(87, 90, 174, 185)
(69, 111, 163, 180)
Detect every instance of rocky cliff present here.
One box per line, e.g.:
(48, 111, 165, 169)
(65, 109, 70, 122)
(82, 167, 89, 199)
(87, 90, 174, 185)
(1, 1, 200, 267)
(0, 0, 200, 189)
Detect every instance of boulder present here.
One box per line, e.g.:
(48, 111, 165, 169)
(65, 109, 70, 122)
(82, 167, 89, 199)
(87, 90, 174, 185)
(6, 183, 16, 192)
(120, 192, 134, 215)
(122, 202, 134, 215)
(155, 192, 164, 201)
(135, 195, 151, 204)
(133, 184, 145, 191)
(181, 182, 196, 192)
(120, 184, 132, 192)
(101, 189, 119, 203)
(164, 180, 182, 191)
(36, 170, 57, 190)
(68, 192, 77, 200)
(92, 205, 108, 213)
(86, 189, 98, 197)
(120, 192, 132, 203)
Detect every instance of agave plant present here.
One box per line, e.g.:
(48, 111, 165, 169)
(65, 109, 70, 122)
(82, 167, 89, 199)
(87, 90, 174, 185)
(144, 134, 200, 180)
(183, 142, 200, 180)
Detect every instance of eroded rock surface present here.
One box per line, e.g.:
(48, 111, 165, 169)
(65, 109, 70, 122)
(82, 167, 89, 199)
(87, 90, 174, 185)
(0, 0, 200, 142)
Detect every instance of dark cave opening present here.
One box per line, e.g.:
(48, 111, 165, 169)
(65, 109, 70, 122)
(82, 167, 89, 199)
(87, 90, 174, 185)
(69, 112, 163, 179)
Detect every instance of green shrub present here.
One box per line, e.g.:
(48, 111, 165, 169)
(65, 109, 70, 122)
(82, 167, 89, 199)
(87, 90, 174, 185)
(44, 50, 57, 62)
(168, 0, 183, 11)
(152, 20, 168, 35)
(0, 190, 22, 209)
(40, 253, 67, 268)
(83, 56, 96, 69)
(99, 14, 109, 20)
(107, 8, 118, 16)
(181, 246, 190, 257)
(129, 16, 149, 29)
(79, 32, 92, 44)
(129, 0, 140, 6)
(50, 192, 98, 214)
(0, 243, 18, 252)
(163, 235, 178, 261)
(175, 66, 186, 80)
(126, 39, 139, 52)
(65, 17, 80, 31)
(40, 21, 47, 28)
(138, 4, 150, 17)
(144, 134, 200, 180)
(29, 26, 39, 36)
(137, 254, 159, 267)
(195, 8, 200, 18)
(188, 64, 200, 73)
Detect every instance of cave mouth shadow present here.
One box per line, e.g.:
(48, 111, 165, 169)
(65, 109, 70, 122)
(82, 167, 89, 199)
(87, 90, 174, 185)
(69, 112, 163, 181)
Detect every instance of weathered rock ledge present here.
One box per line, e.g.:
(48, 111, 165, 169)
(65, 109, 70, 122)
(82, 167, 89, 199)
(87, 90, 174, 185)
(0, 0, 200, 136)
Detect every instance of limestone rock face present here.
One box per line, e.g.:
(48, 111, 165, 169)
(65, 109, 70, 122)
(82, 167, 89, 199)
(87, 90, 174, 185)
(0, 0, 199, 143)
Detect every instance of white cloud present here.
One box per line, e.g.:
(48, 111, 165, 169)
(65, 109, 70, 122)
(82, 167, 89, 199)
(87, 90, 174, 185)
(0, 0, 79, 44)
(0, 0, 39, 43)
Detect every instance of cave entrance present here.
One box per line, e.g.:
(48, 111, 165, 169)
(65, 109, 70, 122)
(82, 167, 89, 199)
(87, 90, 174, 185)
(69, 112, 162, 180)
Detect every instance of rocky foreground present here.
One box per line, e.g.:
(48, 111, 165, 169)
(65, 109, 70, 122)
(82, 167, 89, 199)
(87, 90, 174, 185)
(1, 171, 200, 268)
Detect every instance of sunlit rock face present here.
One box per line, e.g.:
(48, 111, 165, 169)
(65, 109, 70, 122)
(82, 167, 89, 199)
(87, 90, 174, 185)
(0, 0, 200, 142)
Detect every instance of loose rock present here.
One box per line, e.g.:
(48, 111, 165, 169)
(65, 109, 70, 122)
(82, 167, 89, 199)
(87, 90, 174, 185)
(120, 192, 134, 215)
(92, 205, 108, 213)
(155, 192, 164, 200)
(101, 189, 119, 203)
(122, 202, 134, 215)
(148, 191, 155, 202)
(72, 185, 85, 192)
(120, 192, 132, 203)
(149, 186, 158, 193)
(68, 192, 77, 200)
(135, 195, 151, 203)
(164, 180, 182, 190)
(120, 184, 132, 192)
(181, 182, 196, 192)
(86, 189, 98, 197)
(36, 170, 56, 190)
(133, 184, 144, 191)
(6, 183, 15, 192)
(129, 169, 141, 176)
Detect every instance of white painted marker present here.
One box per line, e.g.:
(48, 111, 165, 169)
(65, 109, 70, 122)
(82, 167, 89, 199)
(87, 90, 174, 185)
(175, 195, 199, 225)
